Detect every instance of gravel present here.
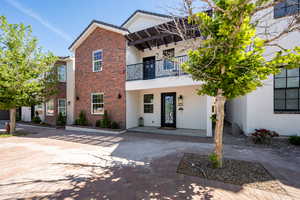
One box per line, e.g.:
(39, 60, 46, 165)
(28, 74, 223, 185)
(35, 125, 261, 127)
(177, 153, 287, 194)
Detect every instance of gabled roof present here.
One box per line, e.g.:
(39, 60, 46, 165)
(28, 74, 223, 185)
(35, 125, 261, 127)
(69, 20, 129, 52)
(121, 10, 172, 27)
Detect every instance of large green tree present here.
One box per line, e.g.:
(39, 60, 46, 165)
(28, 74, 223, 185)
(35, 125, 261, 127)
(174, 0, 300, 167)
(0, 16, 58, 134)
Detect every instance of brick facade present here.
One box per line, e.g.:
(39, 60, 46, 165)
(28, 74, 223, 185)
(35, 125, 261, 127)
(44, 60, 67, 126)
(74, 27, 126, 128)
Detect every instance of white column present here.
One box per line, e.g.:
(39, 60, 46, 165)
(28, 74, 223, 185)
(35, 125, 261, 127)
(206, 95, 213, 137)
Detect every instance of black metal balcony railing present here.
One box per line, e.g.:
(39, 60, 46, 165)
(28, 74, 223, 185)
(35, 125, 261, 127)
(126, 55, 188, 81)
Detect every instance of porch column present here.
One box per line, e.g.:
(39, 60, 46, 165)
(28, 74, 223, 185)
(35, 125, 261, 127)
(206, 95, 213, 137)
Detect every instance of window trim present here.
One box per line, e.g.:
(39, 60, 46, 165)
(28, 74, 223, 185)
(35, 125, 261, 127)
(57, 98, 67, 116)
(57, 65, 66, 82)
(46, 99, 55, 116)
(143, 94, 154, 114)
(92, 49, 103, 72)
(91, 93, 104, 115)
(274, 68, 300, 112)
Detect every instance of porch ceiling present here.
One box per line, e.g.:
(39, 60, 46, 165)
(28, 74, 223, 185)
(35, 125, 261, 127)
(125, 18, 201, 51)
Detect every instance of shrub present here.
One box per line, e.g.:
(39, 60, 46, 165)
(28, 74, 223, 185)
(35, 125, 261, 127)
(111, 121, 120, 129)
(56, 112, 66, 126)
(75, 110, 88, 126)
(32, 113, 41, 124)
(251, 129, 279, 144)
(95, 119, 102, 127)
(288, 136, 300, 146)
(100, 110, 111, 128)
(208, 153, 220, 168)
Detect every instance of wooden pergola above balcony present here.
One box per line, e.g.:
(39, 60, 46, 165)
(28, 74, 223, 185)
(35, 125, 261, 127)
(125, 18, 201, 51)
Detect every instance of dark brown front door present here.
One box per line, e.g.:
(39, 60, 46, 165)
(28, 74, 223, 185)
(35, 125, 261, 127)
(161, 92, 176, 128)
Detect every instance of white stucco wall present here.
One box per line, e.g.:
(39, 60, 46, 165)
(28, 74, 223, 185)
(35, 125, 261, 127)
(21, 107, 31, 122)
(246, 77, 300, 136)
(66, 57, 75, 125)
(226, 96, 248, 132)
(126, 90, 140, 129)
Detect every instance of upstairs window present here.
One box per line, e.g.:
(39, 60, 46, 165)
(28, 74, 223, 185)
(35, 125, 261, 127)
(274, 68, 300, 112)
(91, 93, 104, 114)
(274, 0, 300, 18)
(57, 65, 66, 82)
(93, 50, 103, 72)
(144, 94, 154, 113)
(163, 48, 175, 70)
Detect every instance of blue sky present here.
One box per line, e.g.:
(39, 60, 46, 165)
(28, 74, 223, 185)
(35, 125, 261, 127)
(1, 0, 177, 56)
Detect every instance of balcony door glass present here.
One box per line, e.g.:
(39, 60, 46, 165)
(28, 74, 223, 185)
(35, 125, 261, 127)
(143, 56, 155, 80)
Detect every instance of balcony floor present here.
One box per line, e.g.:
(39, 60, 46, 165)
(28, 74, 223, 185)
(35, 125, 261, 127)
(128, 126, 208, 137)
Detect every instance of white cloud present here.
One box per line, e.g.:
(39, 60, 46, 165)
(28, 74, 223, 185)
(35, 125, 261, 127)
(5, 0, 72, 42)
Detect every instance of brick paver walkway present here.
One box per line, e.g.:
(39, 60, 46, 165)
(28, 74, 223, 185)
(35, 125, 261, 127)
(0, 125, 299, 200)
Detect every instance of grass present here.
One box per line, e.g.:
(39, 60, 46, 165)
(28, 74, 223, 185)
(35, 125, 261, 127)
(0, 131, 31, 138)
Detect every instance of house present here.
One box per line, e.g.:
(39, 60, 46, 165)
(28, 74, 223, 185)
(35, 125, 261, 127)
(20, 6, 300, 137)
(21, 56, 75, 126)
(69, 10, 213, 136)
(226, 3, 300, 136)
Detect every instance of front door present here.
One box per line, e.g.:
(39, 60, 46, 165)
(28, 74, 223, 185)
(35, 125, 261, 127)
(143, 56, 155, 80)
(161, 92, 176, 128)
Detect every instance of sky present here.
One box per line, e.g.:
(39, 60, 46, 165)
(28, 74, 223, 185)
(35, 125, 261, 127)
(0, 0, 179, 56)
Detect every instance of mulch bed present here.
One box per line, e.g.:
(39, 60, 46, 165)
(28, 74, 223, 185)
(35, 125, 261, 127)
(177, 153, 286, 194)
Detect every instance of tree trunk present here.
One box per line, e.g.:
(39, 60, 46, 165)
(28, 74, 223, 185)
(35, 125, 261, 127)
(214, 91, 226, 168)
(9, 108, 16, 134)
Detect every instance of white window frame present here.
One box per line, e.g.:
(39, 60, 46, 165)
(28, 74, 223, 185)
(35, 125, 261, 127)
(46, 99, 54, 116)
(57, 65, 66, 82)
(91, 93, 104, 115)
(57, 98, 66, 116)
(92, 50, 103, 72)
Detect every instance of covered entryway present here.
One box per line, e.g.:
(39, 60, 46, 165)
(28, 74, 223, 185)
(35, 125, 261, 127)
(126, 85, 213, 137)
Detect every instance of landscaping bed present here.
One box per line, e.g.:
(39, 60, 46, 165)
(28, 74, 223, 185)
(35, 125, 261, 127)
(0, 130, 33, 137)
(177, 153, 286, 194)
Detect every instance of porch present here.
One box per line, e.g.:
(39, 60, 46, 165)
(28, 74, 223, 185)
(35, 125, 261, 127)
(128, 126, 208, 137)
(126, 85, 213, 137)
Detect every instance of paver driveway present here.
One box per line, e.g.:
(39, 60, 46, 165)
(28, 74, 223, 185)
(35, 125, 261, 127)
(0, 125, 299, 200)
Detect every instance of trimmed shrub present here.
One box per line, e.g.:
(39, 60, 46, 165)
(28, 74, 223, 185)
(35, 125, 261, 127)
(32, 112, 41, 124)
(251, 129, 279, 144)
(288, 136, 300, 145)
(75, 110, 88, 126)
(100, 110, 111, 128)
(111, 121, 120, 129)
(95, 119, 102, 128)
(56, 112, 66, 126)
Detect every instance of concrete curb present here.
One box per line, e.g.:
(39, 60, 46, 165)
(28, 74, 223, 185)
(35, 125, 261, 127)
(65, 125, 127, 135)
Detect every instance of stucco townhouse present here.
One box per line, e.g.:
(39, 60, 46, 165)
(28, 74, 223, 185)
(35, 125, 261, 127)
(20, 5, 300, 136)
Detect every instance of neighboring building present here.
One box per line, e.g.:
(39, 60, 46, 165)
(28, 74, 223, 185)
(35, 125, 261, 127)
(0, 110, 9, 120)
(69, 10, 213, 136)
(226, 4, 300, 136)
(21, 56, 75, 125)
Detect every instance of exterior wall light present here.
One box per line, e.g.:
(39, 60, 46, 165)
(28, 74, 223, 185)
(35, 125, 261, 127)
(178, 95, 184, 106)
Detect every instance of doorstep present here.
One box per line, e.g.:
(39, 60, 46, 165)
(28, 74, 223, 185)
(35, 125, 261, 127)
(128, 126, 208, 137)
(65, 125, 127, 135)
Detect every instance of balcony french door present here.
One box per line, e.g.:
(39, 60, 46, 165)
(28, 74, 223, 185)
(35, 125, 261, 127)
(143, 56, 155, 80)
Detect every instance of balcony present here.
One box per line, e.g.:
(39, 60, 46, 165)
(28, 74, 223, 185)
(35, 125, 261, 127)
(126, 55, 188, 81)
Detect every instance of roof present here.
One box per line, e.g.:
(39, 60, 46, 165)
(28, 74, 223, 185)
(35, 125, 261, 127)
(68, 20, 129, 51)
(121, 10, 172, 27)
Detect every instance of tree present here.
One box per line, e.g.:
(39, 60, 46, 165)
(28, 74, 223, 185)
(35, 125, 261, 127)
(168, 0, 300, 167)
(0, 16, 58, 134)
